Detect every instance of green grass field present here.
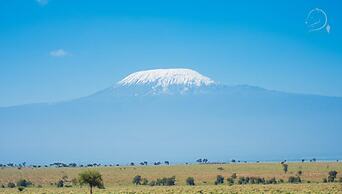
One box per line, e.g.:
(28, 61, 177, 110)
(0, 162, 341, 193)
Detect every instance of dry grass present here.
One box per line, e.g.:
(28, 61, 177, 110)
(0, 162, 342, 193)
(1, 162, 341, 186)
(0, 183, 341, 194)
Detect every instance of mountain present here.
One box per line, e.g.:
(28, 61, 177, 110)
(1, 68, 342, 164)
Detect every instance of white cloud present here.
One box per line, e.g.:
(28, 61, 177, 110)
(36, 0, 49, 6)
(50, 49, 69, 57)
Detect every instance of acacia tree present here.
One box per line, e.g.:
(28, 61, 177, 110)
(79, 170, 104, 194)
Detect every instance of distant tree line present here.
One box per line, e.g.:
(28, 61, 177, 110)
(1, 157, 338, 170)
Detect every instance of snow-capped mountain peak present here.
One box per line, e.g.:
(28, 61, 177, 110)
(118, 68, 215, 88)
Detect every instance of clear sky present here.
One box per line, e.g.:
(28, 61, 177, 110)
(1, 0, 341, 106)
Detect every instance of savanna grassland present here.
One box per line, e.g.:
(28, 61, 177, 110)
(0, 162, 342, 193)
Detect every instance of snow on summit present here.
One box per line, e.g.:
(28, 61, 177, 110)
(118, 68, 215, 88)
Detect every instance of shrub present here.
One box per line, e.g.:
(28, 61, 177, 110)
(7, 182, 16, 188)
(288, 176, 301, 183)
(266, 177, 277, 184)
(257, 177, 265, 184)
(56, 180, 64, 188)
(132, 175, 142, 185)
(154, 176, 176, 186)
(248, 177, 263, 184)
(144, 176, 177, 187)
(237, 177, 245, 184)
(226, 177, 234, 185)
(328, 170, 337, 182)
(235, 176, 269, 185)
(18, 186, 24, 192)
(149, 180, 156, 186)
(215, 175, 224, 185)
(17, 179, 32, 187)
(245, 177, 250, 184)
(1, 184, 5, 188)
(323, 178, 327, 183)
(186, 177, 195, 186)
(141, 178, 148, 185)
(156, 178, 163, 186)
(165, 176, 176, 186)
(327, 176, 335, 182)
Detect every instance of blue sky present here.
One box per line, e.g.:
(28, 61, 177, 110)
(1, 0, 342, 106)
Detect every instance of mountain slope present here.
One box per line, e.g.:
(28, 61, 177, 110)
(1, 69, 341, 164)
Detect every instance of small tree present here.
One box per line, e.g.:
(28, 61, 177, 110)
(282, 163, 288, 174)
(7, 182, 16, 188)
(215, 175, 224, 185)
(79, 170, 104, 194)
(186, 177, 195, 186)
(132, 175, 142, 185)
(328, 170, 337, 182)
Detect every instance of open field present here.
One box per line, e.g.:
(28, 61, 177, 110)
(0, 162, 342, 193)
(0, 184, 342, 194)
